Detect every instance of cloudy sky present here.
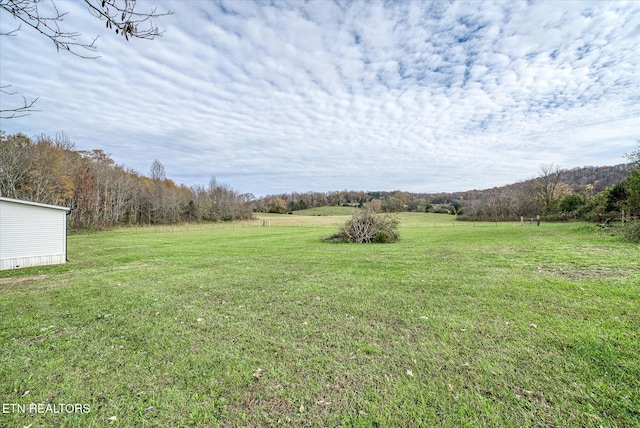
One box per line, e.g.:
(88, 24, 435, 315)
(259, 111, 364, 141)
(1, 1, 638, 196)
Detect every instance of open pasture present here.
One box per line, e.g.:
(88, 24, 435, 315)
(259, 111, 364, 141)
(1, 214, 638, 427)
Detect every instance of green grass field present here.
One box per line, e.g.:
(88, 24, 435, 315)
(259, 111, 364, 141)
(1, 214, 638, 427)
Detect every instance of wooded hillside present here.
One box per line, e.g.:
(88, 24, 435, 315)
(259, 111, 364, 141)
(2, 131, 637, 228)
(255, 163, 634, 221)
(0, 132, 253, 229)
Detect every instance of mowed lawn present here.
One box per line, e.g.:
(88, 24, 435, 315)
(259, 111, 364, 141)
(1, 214, 638, 427)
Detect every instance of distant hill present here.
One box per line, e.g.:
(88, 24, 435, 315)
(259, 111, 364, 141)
(431, 163, 632, 204)
(255, 163, 632, 212)
(558, 164, 631, 191)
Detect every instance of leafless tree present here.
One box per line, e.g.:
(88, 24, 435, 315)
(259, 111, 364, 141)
(148, 159, 167, 223)
(534, 163, 563, 213)
(208, 177, 253, 221)
(186, 184, 209, 222)
(625, 140, 640, 169)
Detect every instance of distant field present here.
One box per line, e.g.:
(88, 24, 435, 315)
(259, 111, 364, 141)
(1, 215, 638, 427)
(292, 206, 357, 216)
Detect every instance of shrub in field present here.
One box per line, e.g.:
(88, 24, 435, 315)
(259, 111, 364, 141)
(621, 221, 640, 242)
(328, 207, 400, 243)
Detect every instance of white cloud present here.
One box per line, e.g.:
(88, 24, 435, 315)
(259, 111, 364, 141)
(1, 0, 638, 196)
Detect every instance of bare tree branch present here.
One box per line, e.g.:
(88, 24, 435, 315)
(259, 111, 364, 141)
(0, 85, 40, 119)
(0, 0, 172, 117)
(1, 0, 171, 56)
(0, 0, 98, 57)
(0, 21, 21, 36)
(625, 140, 640, 169)
(84, 0, 171, 42)
(535, 163, 563, 213)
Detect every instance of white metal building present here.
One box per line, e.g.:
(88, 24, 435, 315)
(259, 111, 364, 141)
(0, 197, 71, 270)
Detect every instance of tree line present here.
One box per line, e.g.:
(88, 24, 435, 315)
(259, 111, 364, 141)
(458, 161, 639, 222)
(255, 159, 639, 222)
(2, 131, 637, 230)
(0, 132, 253, 229)
(255, 190, 444, 214)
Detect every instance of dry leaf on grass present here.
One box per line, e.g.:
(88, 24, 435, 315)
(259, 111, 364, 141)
(253, 368, 263, 380)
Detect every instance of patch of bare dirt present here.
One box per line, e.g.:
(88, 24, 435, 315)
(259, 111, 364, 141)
(538, 265, 639, 281)
(0, 274, 48, 285)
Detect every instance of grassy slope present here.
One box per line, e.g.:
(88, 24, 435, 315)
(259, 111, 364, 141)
(0, 216, 638, 427)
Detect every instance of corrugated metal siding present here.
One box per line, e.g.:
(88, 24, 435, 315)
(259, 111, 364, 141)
(0, 255, 67, 270)
(0, 199, 68, 270)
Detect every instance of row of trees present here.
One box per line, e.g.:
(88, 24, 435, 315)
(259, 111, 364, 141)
(463, 159, 639, 222)
(0, 132, 253, 229)
(2, 131, 637, 229)
(256, 157, 638, 222)
(256, 190, 433, 214)
(461, 164, 568, 220)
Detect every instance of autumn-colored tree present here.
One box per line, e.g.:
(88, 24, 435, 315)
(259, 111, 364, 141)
(1, 131, 254, 229)
(69, 159, 97, 228)
(0, 132, 75, 205)
(0, 132, 34, 198)
(368, 199, 383, 212)
(382, 196, 404, 213)
(268, 197, 287, 214)
(24, 133, 75, 205)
